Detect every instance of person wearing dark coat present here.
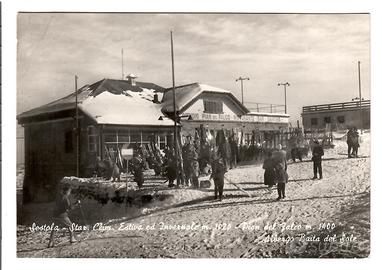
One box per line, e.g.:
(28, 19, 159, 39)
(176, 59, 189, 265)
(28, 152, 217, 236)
(311, 140, 324, 179)
(346, 128, 354, 158)
(351, 127, 360, 158)
(164, 147, 177, 188)
(210, 147, 227, 201)
(290, 135, 302, 162)
(48, 185, 79, 248)
(132, 152, 145, 188)
(165, 157, 177, 188)
(262, 151, 276, 191)
(229, 133, 238, 168)
(272, 144, 288, 200)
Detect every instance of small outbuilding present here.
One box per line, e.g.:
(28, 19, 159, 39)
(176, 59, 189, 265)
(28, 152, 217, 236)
(301, 100, 370, 131)
(17, 77, 174, 202)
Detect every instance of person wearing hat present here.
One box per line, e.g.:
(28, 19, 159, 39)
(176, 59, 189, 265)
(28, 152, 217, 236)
(311, 140, 324, 179)
(48, 185, 80, 248)
(272, 144, 288, 200)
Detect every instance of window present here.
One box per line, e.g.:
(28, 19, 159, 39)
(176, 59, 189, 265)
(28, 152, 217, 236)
(324, 117, 331, 124)
(159, 134, 167, 149)
(65, 130, 74, 153)
(130, 132, 141, 144)
(203, 100, 223, 114)
(104, 134, 116, 142)
(311, 118, 318, 126)
(337, 115, 345, 123)
(87, 126, 98, 152)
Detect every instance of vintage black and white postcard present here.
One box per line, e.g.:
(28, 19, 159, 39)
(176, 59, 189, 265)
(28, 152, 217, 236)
(2, 0, 382, 268)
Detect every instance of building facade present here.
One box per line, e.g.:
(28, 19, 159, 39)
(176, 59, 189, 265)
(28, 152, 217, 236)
(301, 100, 370, 131)
(161, 83, 289, 147)
(18, 79, 290, 202)
(17, 77, 174, 202)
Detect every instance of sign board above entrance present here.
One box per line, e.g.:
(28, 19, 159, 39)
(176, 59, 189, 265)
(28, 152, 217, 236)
(184, 112, 289, 124)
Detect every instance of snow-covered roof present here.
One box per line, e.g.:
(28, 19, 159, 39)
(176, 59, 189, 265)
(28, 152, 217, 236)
(161, 82, 248, 114)
(80, 90, 172, 126)
(17, 79, 173, 126)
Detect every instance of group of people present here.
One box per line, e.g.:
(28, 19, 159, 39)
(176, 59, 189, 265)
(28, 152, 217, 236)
(347, 127, 360, 158)
(50, 125, 365, 248)
(262, 139, 325, 200)
(262, 144, 289, 200)
(162, 135, 228, 199)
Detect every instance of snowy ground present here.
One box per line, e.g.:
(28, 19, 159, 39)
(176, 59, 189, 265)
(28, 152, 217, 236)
(17, 132, 370, 258)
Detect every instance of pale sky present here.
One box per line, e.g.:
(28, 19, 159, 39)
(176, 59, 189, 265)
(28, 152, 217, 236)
(17, 13, 370, 124)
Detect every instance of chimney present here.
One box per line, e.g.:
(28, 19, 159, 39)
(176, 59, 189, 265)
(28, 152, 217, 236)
(153, 93, 159, 104)
(126, 73, 138, 86)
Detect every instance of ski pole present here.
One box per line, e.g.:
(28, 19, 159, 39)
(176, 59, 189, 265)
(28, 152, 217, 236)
(77, 201, 90, 231)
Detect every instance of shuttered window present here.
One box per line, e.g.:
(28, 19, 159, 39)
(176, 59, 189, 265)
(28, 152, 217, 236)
(203, 100, 223, 114)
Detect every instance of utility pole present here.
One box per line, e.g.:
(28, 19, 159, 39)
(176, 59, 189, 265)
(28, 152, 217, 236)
(170, 31, 179, 186)
(75, 75, 79, 177)
(235, 76, 250, 105)
(358, 61, 363, 134)
(278, 82, 290, 114)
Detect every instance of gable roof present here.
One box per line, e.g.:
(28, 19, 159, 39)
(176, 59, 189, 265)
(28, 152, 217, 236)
(161, 83, 249, 115)
(17, 79, 173, 126)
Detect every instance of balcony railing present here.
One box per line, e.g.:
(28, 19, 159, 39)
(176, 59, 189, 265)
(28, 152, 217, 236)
(302, 100, 370, 113)
(245, 102, 286, 114)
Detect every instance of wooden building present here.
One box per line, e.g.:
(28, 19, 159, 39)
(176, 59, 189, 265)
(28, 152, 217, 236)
(17, 76, 174, 202)
(161, 83, 290, 146)
(301, 100, 370, 131)
(18, 79, 290, 202)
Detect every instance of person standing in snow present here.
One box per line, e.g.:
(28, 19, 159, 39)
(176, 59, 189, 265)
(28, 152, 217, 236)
(262, 151, 276, 192)
(311, 140, 324, 180)
(210, 146, 227, 201)
(48, 185, 79, 248)
(290, 133, 303, 162)
(351, 127, 360, 158)
(132, 151, 144, 188)
(164, 146, 177, 188)
(272, 144, 288, 200)
(346, 127, 354, 158)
